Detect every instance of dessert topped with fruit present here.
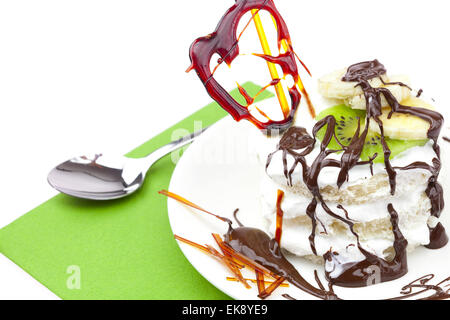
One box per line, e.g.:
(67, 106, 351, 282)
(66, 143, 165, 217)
(257, 59, 447, 288)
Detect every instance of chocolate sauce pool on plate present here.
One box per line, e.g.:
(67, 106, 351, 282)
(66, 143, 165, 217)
(224, 226, 338, 300)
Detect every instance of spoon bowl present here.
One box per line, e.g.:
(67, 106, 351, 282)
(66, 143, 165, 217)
(47, 128, 207, 200)
(48, 154, 145, 200)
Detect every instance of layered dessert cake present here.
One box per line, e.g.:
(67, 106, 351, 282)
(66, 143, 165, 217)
(255, 60, 448, 284)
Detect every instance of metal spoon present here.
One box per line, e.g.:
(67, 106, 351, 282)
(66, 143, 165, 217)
(47, 127, 208, 200)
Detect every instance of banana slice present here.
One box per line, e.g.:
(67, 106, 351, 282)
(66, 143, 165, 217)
(318, 69, 387, 100)
(318, 69, 412, 110)
(368, 96, 434, 140)
(348, 75, 412, 110)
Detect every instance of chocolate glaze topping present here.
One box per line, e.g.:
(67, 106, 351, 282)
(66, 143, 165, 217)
(265, 59, 447, 288)
(187, 0, 313, 132)
(342, 60, 444, 195)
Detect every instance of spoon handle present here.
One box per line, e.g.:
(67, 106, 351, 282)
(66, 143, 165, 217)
(142, 126, 209, 170)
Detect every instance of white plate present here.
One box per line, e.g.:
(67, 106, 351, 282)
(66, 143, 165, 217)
(167, 115, 450, 300)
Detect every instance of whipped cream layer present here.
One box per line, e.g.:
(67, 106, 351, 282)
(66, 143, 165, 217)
(255, 128, 436, 193)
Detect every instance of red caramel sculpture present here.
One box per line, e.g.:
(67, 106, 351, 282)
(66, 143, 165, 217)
(187, 0, 312, 132)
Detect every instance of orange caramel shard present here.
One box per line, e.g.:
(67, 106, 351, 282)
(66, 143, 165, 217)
(159, 190, 230, 224)
(258, 276, 286, 299)
(226, 277, 289, 287)
(275, 189, 285, 244)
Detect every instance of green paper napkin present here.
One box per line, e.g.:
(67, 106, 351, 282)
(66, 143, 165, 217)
(0, 82, 273, 300)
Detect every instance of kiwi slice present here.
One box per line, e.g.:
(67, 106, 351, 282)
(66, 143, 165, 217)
(315, 104, 428, 163)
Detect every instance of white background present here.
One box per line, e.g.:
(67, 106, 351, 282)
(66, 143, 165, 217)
(0, 0, 449, 299)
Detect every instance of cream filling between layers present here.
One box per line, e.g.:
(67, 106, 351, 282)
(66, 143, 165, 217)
(260, 174, 432, 260)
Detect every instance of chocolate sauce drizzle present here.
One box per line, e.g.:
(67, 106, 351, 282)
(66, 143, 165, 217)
(284, 274, 450, 300)
(218, 203, 447, 300)
(265, 60, 447, 288)
(187, 0, 313, 132)
(324, 204, 408, 288)
(224, 225, 338, 300)
(389, 274, 450, 300)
